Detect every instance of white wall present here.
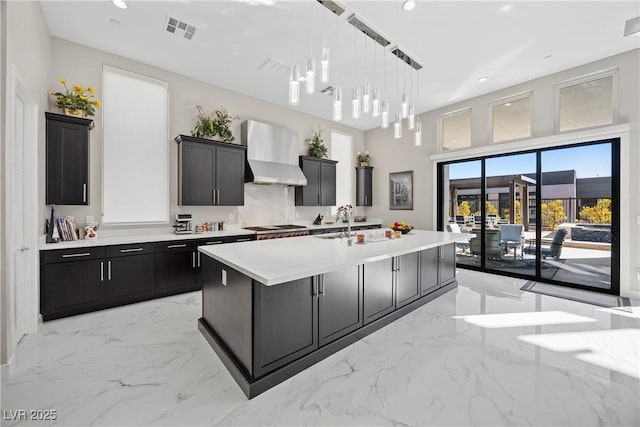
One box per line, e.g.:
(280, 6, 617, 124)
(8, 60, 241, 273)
(2, 0, 52, 366)
(48, 38, 364, 233)
(364, 49, 640, 298)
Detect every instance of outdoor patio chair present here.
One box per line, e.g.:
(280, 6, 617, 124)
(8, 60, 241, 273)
(447, 223, 470, 254)
(470, 230, 502, 260)
(524, 228, 568, 260)
(455, 215, 466, 225)
(499, 224, 524, 260)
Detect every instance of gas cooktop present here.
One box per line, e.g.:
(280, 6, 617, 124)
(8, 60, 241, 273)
(244, 224, 307, 232)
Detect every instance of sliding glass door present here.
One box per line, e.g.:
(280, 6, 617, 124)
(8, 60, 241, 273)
(438, 139, 619, 295)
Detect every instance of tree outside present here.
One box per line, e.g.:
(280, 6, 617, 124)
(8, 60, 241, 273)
(458, 201, 471, 217)
(485, 201, 498, 216)
(541, 199, 567, 230)
(580, 198, 612, 224)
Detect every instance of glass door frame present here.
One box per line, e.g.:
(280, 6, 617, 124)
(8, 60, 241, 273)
(437, 138, 620, 296)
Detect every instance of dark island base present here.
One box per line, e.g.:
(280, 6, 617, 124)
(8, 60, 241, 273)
(198, 279, 457, 399)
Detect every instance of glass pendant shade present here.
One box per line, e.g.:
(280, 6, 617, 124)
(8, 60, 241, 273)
(362, 82, 371, 114)
(320, 47, 330, 83)
(333, 87, 342, 121)
(305, 58, 315, 95)
(408, 106, 415, 130)
(414, 121, 422, 146)
(381, 101, 389, 128)
(288, 65, 300, 105)
(394, 113, 402, 139)
(372, 89, 381, 117)
(401, 94, 408, 118)
(352, 86, 361, 119)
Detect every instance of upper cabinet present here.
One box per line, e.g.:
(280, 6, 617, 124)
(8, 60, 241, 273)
(175, 135, 246, 206)
(355, 166, 373, 206)
(45, 112, 94, 205)
(295, 156, 337, 206)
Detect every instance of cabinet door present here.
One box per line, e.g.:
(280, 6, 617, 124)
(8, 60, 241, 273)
(106, 254, 156, 301)
(253, 278, 318, 377)
(439, 244, 456, 285)
(420, 247, 439, 296)
(296, 158, 320, 206)
(395, 253, 420, 308)
(363, 259, 395, 325)
(43, 259, 105, 317)
(46, 119, 90, 205)
(318, 266, 363, 346)
(181, 141, 215, 205)
(215, 146, 245, 206)
(156, 250, 197, 292)
(356, 167, 373, 206)
(320, 161, 336, 206)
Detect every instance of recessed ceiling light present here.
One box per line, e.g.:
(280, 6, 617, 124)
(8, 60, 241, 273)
(500, 4, 512, 13)
(401, 0, 416, 12)
(504, 102, 512, 106)
(112, 0, 127, 9)
(478, 76, 489, 83)
(109, 18, 120, 26)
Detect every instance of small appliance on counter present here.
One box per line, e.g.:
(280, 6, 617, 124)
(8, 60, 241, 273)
(173, 214, 193, 234)
(313, 213, 323, 225)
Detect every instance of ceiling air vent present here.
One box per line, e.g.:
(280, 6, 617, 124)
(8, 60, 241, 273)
(320, 86, 335, 96)
(166, 17, 196, 40)
(257, 57, 291, 78)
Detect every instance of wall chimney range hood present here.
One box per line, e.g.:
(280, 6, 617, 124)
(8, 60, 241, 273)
(241, 120, 307, 186)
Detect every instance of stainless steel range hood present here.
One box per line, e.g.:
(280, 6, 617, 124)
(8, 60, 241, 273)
(241, 120, 307, 186)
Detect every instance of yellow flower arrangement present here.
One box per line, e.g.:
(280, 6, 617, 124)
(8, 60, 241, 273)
(49, 78, 101, 117)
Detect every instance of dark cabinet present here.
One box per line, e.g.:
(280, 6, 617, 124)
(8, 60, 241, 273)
(363, 258, 395, 325)
(253, 277, 318, 377)
(439, 244, 456, 285)
(420, 247, 439, 296)
(106, 254, 156, 301)
(356, 166, 373, 206)
(45, 112, 93, 205)
(318, 266, 363, 346)
(395, 253, 420, 308)
(295, 156, 338, 206)
(176, 135, 246, 206)
(156, 241, 198, 294)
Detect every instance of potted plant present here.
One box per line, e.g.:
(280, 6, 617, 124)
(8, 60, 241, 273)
(49, 78, 101, 117)
(191, 105, 239, 142)
(305, 127, 328, 158)
(357, 150, 371, 166)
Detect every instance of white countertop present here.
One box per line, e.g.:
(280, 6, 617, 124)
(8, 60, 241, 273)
(199, 229, 468, 286)
(302, 219, 383, 230)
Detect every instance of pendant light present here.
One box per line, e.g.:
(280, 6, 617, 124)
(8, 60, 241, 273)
(394, 54, 402, 139)
(401, 65, 408, 118)
(408, 69, 415, 130)
(305, 57, 315, 95)
(320, 4, 329, 83)
(288, 7, 299, 105)
(352, 27, 361, 119)
(381, 47, 389, 128)
(372, 40, 381, 117)
(414, 71, 422, 146)
(362, 34, 371, 114)
(332, 11, 342, 121)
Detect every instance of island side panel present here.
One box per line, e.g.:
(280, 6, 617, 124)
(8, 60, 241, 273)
(201, 256, 253, 377)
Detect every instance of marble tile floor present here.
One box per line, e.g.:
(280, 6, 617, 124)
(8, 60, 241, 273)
(2, 270, 639, 426)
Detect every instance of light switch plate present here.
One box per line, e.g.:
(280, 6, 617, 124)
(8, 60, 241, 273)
(637, 268, 640, 281)
(636, 215, 640, 225)
(228, 213, 234, 221)
(222, 269, 227, 286)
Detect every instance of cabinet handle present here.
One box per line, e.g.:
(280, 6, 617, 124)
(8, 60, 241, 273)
(312, 279, 318, 296)
(212, 189, 216, 204)
(206, 241, 222, 245)
(62, 252, 91, 258)
(100, 261, 104, 282)
(197, 252, 201, 268)
(192, 252, 196, 268)
(120, 248, 143, 253)
(167, 244, 186, 249)
(217, 189, 220, 205)
(235, 238, 251, 242)
(108, 261, 112, 281)
(83, 184, 87, 203)
(319, 275, 325, 295)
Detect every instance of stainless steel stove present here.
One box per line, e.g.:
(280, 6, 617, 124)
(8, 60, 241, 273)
(244, 224, 309, 240)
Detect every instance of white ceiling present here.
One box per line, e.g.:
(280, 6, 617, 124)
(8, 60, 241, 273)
(40, 0, 640, 131)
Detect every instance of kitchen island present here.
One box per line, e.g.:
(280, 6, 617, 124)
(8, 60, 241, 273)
(198, 229, 467, 398)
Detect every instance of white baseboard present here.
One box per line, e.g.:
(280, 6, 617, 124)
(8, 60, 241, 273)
(1, 354, 15, 382)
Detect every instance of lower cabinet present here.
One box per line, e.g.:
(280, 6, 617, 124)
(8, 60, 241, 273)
(396, 252, 420, 308)
(105, 243, 156, 302)
(253, 277, 318, 378)
(318, 266, 363, 346)
(156, 241, 198, 294)
(439, 244, 456, 285)
(363, 258, 395, 325)
(420, 247, 439, 296)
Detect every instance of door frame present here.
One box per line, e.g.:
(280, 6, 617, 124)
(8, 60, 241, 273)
(3, 64, 40, 358)
(431, 124, 632, 297)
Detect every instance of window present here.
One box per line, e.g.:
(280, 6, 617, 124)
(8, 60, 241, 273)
(102, 66, 169, 224)
(440, 108, 471, 151)
(490, 92, 531, 143)
(330, 130, 353, 211)
(556, 70, 617, 132)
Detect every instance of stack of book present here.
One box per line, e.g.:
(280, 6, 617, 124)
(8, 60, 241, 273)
(55, 217, 80, 241)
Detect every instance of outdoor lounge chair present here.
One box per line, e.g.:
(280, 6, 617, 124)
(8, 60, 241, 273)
(499, 224, 525, 260)
(524, 228, 568, 260)
(447, 223, 470, 254)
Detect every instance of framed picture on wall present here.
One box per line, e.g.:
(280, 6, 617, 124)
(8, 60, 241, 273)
(389, 171, 413, 210)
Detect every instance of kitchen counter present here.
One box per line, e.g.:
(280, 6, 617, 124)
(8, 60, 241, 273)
(300, 218, 383, 231)
(199, 229, 466, 285)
